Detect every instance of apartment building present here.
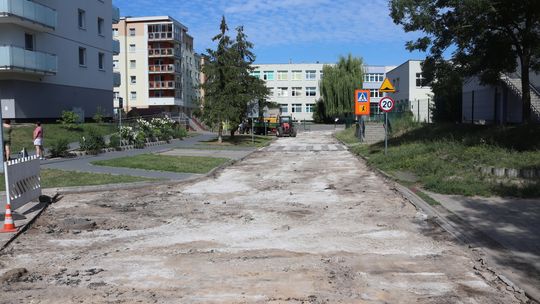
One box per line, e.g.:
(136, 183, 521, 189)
(386, 60, 433, 122)
(0, 0, 118, 119)
(113, 16, 199, 116)
(251, 63, 396, 121)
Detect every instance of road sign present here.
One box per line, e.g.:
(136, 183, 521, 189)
(354, 89, 370, 116)
(379, 78, 396, 93)
(379, 96, 395, 113)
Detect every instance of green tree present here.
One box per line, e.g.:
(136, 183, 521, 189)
(319, 54, 364, 118)
(423, 59, 463, 123)
(200, 17, 268, 141)
(390, 0, 540, 123)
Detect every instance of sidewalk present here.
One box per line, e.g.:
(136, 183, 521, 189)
(426, 192, 540, 301)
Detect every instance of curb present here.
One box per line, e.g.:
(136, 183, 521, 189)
(334, 133, 537, 303)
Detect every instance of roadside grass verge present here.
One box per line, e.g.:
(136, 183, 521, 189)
(92, 154, 230, 174)
(339, 123, 540, 198)
(201, 135, 274, 148)
(335, 127, 359, 145)
(11, 123, 116, 153)
(0, 169, 153, 191)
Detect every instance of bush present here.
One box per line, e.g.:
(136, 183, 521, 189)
(58, 111, 81, 130)
(49, 138, 70, 158)
(133, 131, 146, 149)
(93, 106, 105, 123)
(173, 125, 188, 139)
(109, 134, 121, 150)
(79, 127, 105, 154)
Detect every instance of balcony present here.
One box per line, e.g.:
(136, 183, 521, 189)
(149, 81, 175, 89)
(148, 64, 175, 74)
(112, 39, 120, 55)
(148, 47, 180, 58)
(148, 32, 174, 41)
(0, 0, 56, 31)
(0, 45, 56, 75)
(113, 72, 121, 87)
(112, 5, 119, 24)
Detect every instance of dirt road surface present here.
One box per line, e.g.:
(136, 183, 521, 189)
(0, 131, 526, 303)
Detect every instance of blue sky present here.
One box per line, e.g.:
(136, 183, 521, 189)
(113, 0, 428, 66)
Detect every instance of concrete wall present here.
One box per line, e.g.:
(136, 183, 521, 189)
(0, 80, 112, 119)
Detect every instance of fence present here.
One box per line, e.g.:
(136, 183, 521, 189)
(3, 156, 41, 211)
(367, 99, 432, 123)
(462, 87, 524, 124)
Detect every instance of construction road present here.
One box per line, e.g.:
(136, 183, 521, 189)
(0, 131, 527, 303)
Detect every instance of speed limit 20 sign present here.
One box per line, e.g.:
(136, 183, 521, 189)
(379, 96, 395, 112)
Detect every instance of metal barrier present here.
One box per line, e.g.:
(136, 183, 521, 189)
(4, 156, 41, 211)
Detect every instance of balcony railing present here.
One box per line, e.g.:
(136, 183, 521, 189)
(0, 0, 57, 30)
(112, 5, 120, 24)
(0, 45, 57, 74)
(112, 39, 120, 55)
(148, 47, 180, 58)
(148, 64, 175, 73)
(149, 81, 175, 89)
(148, 32, 173, 41)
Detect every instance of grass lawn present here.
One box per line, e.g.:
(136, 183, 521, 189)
(0, 169, 153, 191)
(338, 123, 540, 198)
(10, 123, 117, 153)
(200, 135, 274, 148)
(92, 154, 230, 174)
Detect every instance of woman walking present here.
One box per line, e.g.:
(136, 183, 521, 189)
(33, 122, 44, 160)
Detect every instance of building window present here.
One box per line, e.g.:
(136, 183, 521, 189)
(129, 60, 136, 69)
(305, 87, 316, 97)
(263, 71, 274, 80)
(305, 70, 316, 80)
(24, 33, 34, 51)
(129, 28, 136, 36)
(97, 18, 104, 36)
(78, 47, 86, 66)
(370, 89, 382, 98)
(129, 44, 136, 52)
(320, 70, 324, 79)
(291, 70, 302, 81)
(130, 91, 137, 100)
(130, 76, 136, 84)
(277, 87, 288, 97)
(113, 60, 119, 70)
(98, 52, 105, 70)
(113, 92, 120, 99)
(306, 104, 314, 113)
(291, 87, 302, 97)
(364, 73, 384, 82)
(112, 28, 119, 37)
(280, 104, 288, 113)
(78, 9, 86, 29)
(250, 71, 261, 79)
(277, 71, 288, 80)
(268, 87, 275, 96)
(416, 73, 425, 87)
(292, 104, 302, 113)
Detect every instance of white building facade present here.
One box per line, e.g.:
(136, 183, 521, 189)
(386, 60, 433, 122)
(113, 16, 199, 116)
(0, 0, 118, 119)
(251, 63, 396, 121)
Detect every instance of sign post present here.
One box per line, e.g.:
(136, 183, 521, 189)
(354, 90, 370, 141)
(379, 96, 395, 155)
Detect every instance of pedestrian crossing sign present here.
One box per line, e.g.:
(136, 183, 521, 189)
(354, 89, 370, 116)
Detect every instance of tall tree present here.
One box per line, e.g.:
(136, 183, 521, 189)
(319, 54, 364, 118)
(201, 18, 268, 141)
(390, 0, 540, 123)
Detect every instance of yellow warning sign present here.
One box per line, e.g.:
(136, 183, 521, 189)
(379, 78, 396, 93)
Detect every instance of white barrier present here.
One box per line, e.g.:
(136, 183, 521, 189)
(4, 156, 41, 210)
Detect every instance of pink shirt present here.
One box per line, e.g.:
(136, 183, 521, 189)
(33, 126, 43, 139)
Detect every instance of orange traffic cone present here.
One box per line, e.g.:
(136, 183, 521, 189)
(1, 202, 18, 233)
